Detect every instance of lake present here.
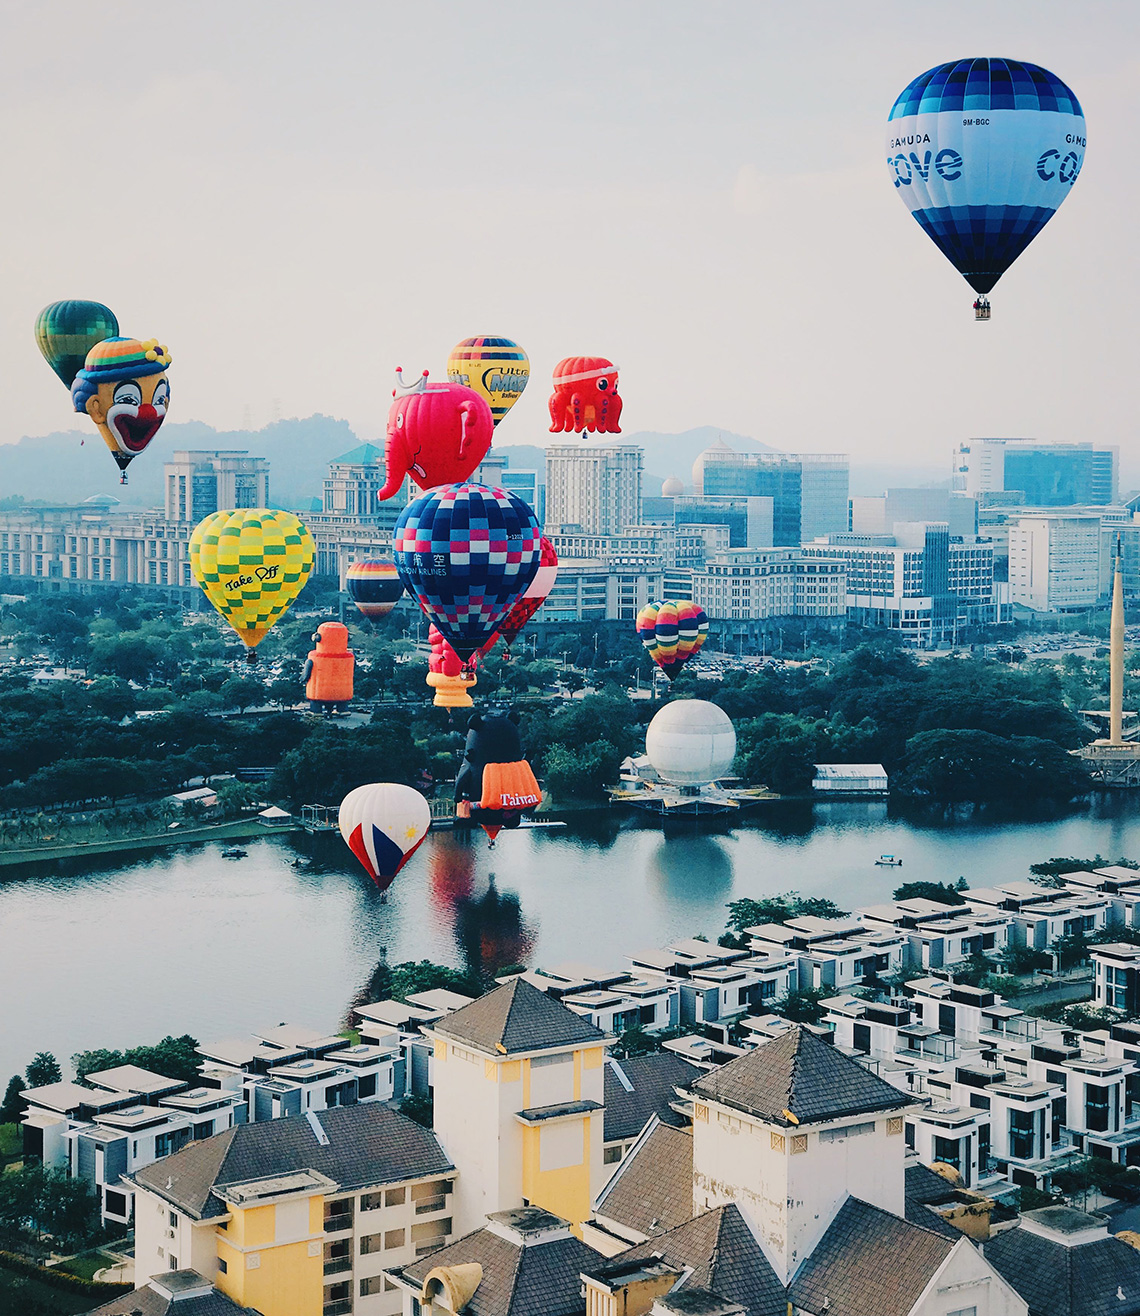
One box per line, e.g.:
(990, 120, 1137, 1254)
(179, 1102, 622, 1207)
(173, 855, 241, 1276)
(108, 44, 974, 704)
(3, 795, 1140, 1082)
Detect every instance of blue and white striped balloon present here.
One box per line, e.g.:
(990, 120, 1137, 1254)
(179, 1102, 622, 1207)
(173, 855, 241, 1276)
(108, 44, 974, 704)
(887, 58, 1086, 295)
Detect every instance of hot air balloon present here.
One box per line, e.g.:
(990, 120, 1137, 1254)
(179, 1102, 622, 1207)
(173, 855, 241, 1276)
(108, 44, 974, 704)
(636, 600, 709, 680)
(70, 336, 171, 482)
(493, 537, 558, 658)
(548, 357, 622, 433)
(394, 484, 542, 664)
(189, 509, 315, 663)
(303, 621, 355, 713)
(338, 782, 430, 893)
(35, 300, 119, 388)
(377, 369, 494, 500)
(454, 711, 542, 845)
(447, 336, 530, 427)
(887, 58, 1086, 317)
(345, 560, 403, 624)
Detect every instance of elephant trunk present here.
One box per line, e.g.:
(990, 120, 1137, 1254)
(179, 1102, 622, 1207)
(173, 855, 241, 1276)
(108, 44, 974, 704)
(377, 431, 408, 500)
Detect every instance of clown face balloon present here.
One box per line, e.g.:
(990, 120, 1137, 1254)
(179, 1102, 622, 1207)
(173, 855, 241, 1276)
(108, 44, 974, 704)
(70, 336, 171, 483)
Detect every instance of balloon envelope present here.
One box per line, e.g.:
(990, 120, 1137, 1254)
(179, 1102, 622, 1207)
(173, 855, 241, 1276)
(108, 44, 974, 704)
(496, 537, 558, 650)
(887, 58, 1085, 294)
(346, 560, 403, 623)
(636, 600, 709, 680)
(447, 336, 529, 427)
(189, 509, 315, 652)
(394, 484, 542, 662)
(35, 300, 119, 388)
(339, 782, 430, 892)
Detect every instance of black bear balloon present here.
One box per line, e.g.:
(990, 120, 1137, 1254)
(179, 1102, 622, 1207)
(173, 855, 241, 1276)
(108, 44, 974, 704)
(454, 710, 542, 845)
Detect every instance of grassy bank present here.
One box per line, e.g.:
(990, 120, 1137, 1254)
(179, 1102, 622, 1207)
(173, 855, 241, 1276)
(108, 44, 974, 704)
(0, 818, 300, 868)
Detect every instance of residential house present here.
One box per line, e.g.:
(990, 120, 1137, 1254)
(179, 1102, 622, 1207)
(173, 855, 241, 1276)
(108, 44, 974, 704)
(129, 1101, 455, 1316)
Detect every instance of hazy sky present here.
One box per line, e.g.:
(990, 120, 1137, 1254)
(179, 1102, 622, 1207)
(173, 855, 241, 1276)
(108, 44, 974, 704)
(3, 1, 1138, 470)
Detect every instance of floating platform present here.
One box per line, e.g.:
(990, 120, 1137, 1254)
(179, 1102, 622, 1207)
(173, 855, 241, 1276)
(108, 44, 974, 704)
(609, 784, 768, 816)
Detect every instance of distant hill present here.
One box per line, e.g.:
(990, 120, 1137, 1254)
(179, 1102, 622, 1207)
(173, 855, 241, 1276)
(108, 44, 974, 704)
(1, 414, 938, 511)
(0, 415, 361, 510)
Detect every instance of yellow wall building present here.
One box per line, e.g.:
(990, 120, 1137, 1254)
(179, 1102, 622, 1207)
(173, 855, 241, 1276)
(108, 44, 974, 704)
(427, 977, 612, 1234)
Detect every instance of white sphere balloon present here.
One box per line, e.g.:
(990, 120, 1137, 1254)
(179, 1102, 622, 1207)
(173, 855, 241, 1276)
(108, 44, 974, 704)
(645, 699, 736, 787)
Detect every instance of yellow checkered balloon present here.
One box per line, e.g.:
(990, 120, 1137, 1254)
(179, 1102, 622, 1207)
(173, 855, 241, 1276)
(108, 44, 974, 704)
(189, 509, 315, 654)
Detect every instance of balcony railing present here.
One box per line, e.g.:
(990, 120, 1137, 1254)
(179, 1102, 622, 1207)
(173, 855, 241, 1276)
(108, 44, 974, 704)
(323, 1258, 352, 1276)
(323, 1302, 353, 1316)
(414, 1196, 447, 1215)
(324, 1214, 353, 1234)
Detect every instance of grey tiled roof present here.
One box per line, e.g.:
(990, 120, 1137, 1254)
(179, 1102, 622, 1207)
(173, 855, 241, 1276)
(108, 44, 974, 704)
(622, 1204, 787, 1316)
(691, 1026, 908, 1126)
(903, 1162, 969, 1241)
(788, 1197, 954, 1316)
(394, 1224, 597, 1316)
(435, 977, 607, 1055)
(985, 1218, 1140, 1315)
(133, 1102, 451, 1219)
(83, 1286, 243, 1315)
(604, 1052, 702, 1142)
(596, 1121, 693, 1237)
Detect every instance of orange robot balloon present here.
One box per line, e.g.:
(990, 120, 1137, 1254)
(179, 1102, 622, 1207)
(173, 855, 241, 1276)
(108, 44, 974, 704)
(303, 622, 355, 714)
(548, 356, 622, 434)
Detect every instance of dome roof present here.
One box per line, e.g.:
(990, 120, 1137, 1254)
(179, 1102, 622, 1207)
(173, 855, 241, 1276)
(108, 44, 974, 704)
(661, 476, 684, 497)
(645, 699, 736, 786)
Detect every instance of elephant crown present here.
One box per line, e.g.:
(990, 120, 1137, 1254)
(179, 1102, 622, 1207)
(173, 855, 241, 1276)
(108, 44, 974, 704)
(393, 367, 431, 397)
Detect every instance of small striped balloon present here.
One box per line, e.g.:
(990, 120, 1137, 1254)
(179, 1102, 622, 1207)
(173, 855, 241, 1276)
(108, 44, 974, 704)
(636, 600, 709, 680)
(346, 560, 403, 624)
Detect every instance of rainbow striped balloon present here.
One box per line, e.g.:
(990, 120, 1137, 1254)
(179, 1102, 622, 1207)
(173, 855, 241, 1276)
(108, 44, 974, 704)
(636, 600, 709, 680)
(446, 336, 529, 427)
(345, 560, 403, 624)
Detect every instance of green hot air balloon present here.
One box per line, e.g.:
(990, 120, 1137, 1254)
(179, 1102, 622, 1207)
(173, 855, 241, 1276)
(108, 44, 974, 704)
(35, 300, 119, 388)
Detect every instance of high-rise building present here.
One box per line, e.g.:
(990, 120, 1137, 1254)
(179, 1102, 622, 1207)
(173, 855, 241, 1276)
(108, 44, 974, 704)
(849, 488, 978, 539)
(952, 438, 1118, 506)
(671, 495, 774, 549)
(164, 450, 270, 523)
(801, 523, 1001, 643)
(1008, 513, 1102, 612)
(692, 444, 848, 545)
(545, 445, 642, 535)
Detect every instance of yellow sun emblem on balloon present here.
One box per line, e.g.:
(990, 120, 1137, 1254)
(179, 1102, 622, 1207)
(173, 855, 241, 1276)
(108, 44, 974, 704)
(405, 824, 420, 840)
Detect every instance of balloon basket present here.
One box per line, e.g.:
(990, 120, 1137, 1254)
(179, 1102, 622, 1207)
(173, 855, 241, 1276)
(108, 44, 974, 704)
(427, 670, 477, 708)
(973, 298, 991, 322)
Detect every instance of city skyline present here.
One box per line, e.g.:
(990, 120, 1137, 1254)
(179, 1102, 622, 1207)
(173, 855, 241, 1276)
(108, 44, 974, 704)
(3, 3, 1138, 468)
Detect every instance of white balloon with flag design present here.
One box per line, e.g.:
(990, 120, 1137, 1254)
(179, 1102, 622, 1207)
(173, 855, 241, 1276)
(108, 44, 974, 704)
(338, 783, 431, 893)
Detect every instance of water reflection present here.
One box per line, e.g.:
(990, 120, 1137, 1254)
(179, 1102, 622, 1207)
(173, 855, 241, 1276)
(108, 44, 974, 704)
(454, 880, 535, 978)
(646, 833, 733, 906)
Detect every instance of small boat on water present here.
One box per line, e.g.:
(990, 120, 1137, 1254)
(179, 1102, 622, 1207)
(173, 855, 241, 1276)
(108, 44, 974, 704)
(221, 847, 248, 859)
(875, 853, 903, 866)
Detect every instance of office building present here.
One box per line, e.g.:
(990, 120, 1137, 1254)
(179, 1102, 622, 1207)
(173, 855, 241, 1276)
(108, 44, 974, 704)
(537, 559, 691, 623)
(849, 488, 977, 539)
(953, 438, 1119, 507)
(164, 450, 270, 523)
(692, 441, 848, 545)
(545, 445, 643, 534)
(689, 548, 847, 646)
(1008, 513, 1101, 612)
(801, 524, 1001, 643)
(669, 494, 774, 548)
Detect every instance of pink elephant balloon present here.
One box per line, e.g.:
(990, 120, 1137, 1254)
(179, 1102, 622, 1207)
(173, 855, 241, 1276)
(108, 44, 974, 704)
(377, 368, 494, 500)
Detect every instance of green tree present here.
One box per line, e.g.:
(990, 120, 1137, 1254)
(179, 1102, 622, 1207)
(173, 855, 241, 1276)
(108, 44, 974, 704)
(542, 740, 622, 801)
(0, 1074, 24, 1125)
(892, 880, 968, 906)
(724, 894, 849, 935)
(24, 1054, 60, 1088)
(73, 1035, 200, 1085)
(220, 676, 266, 713)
